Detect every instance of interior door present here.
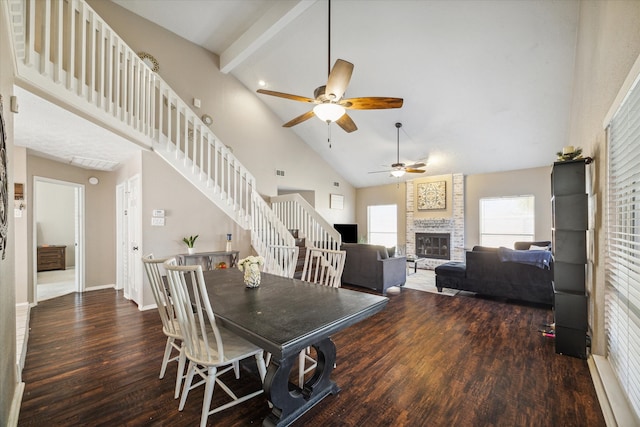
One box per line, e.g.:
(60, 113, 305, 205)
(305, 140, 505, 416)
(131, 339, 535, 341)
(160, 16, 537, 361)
(126, 175, 143, 306)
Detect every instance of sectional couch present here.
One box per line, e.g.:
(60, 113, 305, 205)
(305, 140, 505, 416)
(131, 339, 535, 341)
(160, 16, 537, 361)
(434, 241, 554, 305)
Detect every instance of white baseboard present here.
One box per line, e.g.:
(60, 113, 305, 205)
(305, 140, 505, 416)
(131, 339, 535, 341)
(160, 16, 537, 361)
(84, 284, 115, 291)
(8, 381, 25, 427)
(589, 354, 640, 426)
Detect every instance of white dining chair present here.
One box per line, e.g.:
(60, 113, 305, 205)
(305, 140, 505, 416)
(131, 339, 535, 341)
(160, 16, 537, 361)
(300, 247, 346, 288)
(142, 254, 186, 399)
(264, 244, 299, 278)
(163, 258, 267, 427)
(298, 247, 346, 387)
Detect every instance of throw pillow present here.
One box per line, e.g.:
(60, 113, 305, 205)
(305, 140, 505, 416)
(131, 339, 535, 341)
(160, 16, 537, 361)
(530, 244, 551, 251)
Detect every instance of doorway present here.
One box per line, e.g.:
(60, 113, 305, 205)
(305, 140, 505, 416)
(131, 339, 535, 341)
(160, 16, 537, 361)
(33, 177, 84, 302)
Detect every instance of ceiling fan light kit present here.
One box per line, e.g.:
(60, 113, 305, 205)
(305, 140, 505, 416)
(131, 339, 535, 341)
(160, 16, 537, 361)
(369, 122, 426, 178)
(313, 103, 345, 122)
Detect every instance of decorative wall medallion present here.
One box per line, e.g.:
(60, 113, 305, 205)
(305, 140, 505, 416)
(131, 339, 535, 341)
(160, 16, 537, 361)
(417, 181, 446, 210)
(137, 52, 159, 72)
(201, 114, 213, 126)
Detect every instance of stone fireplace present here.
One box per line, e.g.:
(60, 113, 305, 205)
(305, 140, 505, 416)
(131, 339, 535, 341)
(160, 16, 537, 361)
(415, 232, 450, 260)
(406, 174, 465, 269)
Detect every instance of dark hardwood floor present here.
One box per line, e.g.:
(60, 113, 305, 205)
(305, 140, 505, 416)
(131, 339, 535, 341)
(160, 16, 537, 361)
(18, 287, 605, 426)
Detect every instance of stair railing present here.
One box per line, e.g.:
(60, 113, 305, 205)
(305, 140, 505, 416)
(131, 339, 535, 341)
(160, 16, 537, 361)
(270, 193, 341, 250)
(4, 0, 295, 258)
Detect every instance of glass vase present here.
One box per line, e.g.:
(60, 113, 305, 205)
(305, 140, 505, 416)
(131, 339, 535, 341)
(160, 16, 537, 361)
(243, 267, 261, 288)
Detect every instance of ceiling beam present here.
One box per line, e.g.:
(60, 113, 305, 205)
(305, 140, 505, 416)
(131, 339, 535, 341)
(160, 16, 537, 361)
(220, 0, 317, 74)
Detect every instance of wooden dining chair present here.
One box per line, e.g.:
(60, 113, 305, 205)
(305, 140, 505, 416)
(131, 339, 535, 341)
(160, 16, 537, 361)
(264, 244, 299, 278)
(142, 254, 186, 400)
(163, 259, 267, 427)
(298, 247, 346, 387)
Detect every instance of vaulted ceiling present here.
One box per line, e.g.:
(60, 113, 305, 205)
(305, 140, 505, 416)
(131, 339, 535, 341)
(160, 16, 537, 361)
(15, 0, 581, 187)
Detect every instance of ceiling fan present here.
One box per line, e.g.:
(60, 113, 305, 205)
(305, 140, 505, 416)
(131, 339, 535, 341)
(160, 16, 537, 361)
(369, 122, 426, 178)
(256, 0, 403, 133)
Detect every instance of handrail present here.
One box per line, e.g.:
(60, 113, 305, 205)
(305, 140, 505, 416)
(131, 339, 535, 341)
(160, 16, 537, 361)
(4, 0, 294, 258)
(270, 193, 341, 250)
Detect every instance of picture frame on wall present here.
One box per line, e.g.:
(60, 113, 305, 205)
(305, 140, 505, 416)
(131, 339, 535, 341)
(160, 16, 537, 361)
(330, 193, 344, 210)
(417, 181, 446, 210)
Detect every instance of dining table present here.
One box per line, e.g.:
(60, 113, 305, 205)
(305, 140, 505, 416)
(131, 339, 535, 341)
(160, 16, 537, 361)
(200, 268, 389, 427)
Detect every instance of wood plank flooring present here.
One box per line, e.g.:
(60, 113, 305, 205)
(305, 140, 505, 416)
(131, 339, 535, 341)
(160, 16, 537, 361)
(18, 287, 605, 426)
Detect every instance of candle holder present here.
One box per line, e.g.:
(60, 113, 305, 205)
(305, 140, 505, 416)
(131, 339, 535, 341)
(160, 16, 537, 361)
(226, 233, 232, 252)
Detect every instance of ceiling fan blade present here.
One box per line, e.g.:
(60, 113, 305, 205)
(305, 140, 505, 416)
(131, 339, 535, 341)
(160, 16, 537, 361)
(283, 110, 316, 127)
(341, 97, 404, 110)
(336, 113, 358, 133)
(405, 168, 426, 173)
(325, 59, 353, 101)
(405, 162, 426, 169)
(257, 89, 315, 103)
(368, 170, 392, 174)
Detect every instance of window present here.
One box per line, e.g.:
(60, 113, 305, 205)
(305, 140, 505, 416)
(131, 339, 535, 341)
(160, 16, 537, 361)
(479, 196, 535, 247)
(605, 71, 640, 419)
(367, 204, 397, 247)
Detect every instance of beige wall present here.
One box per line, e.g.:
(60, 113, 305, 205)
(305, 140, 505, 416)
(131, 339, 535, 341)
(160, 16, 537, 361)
(567, 1, 640, 355)
(14, 147, 28, 304)
(465, 166, 552, 248)
(87, 0, 356, 225)
(356, 183, 407, 247)
(138, 151, 252, 308)
(0, 1, 18, 422)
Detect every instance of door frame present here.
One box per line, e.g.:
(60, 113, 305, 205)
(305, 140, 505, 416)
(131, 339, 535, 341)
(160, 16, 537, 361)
(32, 176, 85, 304)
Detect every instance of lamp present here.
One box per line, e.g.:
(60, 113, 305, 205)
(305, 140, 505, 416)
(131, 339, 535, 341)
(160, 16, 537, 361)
(313, 103, 345, 123)
(390, 169, 405, 178)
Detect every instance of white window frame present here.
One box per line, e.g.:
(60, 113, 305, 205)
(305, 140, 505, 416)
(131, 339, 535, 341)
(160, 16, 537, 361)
(479, 195, 535, 248)
(604, 68, 640, 421)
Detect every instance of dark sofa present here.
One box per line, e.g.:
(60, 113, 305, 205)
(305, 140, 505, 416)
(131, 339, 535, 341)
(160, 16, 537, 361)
(341, 243, 406, 295)
(435, 241, 553, 305)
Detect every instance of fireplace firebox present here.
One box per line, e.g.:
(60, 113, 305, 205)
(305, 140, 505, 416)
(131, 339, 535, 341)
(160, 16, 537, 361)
(415, 233, 450, 260)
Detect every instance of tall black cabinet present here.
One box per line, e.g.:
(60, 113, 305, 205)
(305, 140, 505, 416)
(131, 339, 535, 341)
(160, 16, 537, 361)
(551, 159, 589, 359)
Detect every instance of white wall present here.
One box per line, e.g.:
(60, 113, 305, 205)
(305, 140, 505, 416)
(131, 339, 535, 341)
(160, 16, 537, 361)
(35, 182, 75, 267)
(0, 1, 18, 422)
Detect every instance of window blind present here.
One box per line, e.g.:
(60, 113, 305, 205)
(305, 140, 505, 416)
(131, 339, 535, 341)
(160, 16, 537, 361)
(606, 72, 640, 419)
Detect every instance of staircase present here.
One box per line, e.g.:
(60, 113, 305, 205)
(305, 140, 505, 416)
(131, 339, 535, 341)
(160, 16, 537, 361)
(2, 0, 346, 262)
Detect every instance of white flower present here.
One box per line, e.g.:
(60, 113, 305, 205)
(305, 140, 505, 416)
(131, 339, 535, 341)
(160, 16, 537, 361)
(238, 255, 265, 272)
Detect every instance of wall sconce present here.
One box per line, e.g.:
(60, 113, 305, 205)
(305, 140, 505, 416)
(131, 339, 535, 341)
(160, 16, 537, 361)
(88, 177, 99, 185)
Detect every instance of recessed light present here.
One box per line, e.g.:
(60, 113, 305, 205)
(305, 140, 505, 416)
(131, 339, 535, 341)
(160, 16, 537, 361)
(258, 80, 266, 87)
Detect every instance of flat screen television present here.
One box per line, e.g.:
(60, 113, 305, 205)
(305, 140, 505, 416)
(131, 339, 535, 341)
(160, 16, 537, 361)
(334, 223, 358, 244)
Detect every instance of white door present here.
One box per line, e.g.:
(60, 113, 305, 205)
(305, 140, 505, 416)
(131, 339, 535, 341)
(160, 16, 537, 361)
(126, 175, 143, 306)
(115, 183, 126, 294)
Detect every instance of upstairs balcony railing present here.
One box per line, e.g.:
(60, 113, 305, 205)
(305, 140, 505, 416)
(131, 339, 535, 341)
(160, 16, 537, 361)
(4, 0, 296, 255)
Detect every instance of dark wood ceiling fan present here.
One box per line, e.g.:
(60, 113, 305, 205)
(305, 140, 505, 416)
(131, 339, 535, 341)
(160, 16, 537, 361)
(369, 122, 426, 177)
(256, 0, 403, 133)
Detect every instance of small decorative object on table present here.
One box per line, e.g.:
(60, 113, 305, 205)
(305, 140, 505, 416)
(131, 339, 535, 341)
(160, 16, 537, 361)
(226, 233, 232, 252)
(183, 235, 199, 255)
(238, 255, 264, 288)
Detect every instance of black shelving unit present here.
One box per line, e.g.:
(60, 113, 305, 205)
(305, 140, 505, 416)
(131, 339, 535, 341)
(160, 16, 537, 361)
(551, 158, 590, 359)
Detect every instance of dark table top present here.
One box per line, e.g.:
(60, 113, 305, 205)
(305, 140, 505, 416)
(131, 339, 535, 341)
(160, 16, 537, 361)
(201, 269, 389, 360)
